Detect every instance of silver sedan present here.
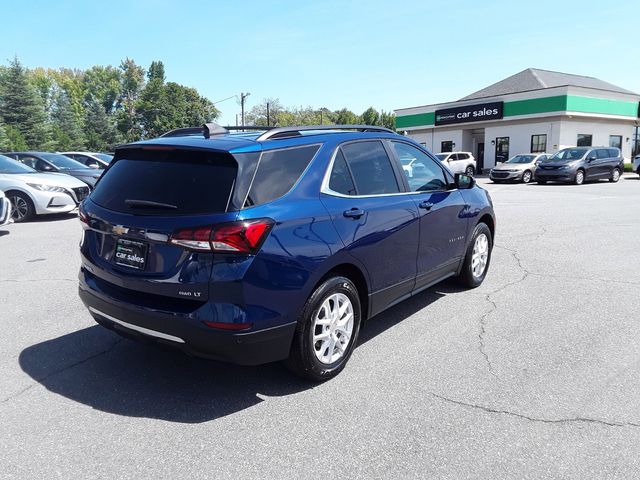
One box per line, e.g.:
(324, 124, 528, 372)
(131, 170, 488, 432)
(490, 153, 550, 183)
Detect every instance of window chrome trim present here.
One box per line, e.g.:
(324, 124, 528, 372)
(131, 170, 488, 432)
(320, 139, 451, 199)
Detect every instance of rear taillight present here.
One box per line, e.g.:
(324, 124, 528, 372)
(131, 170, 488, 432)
(170, 219, 274, 254)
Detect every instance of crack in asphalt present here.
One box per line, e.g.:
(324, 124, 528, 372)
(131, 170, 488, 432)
(429, 391, 640, 428)
(476, 244, 531, 374)
(0, 338, 123, 406)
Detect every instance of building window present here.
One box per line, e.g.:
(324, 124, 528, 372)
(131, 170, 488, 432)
(495, 137, 509, 163)
(577, 134, 592, 147)
(440, 141, 453, 153)
(530, 134, 547, 153)
(609, 135, 622, 150)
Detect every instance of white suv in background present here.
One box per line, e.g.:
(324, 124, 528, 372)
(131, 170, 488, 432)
(435, 152, 477, 176)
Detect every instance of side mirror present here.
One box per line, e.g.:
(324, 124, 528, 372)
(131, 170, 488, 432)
(41, 164, 54, 171)
(588, 155, 596, 162)
(454, 173, 475, 189)
(88, 163, 99, 169)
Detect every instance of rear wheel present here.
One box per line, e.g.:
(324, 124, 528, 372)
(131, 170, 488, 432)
(610, 168, 620, 183)
(574, 169, 585, 185)
(521, 170, 532, 183)
(285, 276, 362, 381)
(8, 192, 34, 222)
(465, 165, 475, 176)
(456, 223, 492, 288)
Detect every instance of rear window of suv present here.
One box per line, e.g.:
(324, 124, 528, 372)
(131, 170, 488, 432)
(90, 149, 237, 215)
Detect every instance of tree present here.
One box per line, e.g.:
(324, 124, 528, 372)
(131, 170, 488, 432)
(0, 57, 48, 149)
(117, 58, 145, 141)
(0, 123, 10, 150)
(84, 97, 118, 151)
(334, 108, 359, 125)
(360, 107, 380, 126)
(83, 66, 121, 114)
(3, 124, 28, 151)
(138, 61, 168, 138)
(51, 89, 85, 150)
(380, 110, 396, 131)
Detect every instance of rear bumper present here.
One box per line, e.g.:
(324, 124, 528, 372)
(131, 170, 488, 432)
(78, 269, 296, 366)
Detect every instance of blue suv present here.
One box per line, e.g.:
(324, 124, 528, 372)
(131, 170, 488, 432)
(78, 124, 495, 380)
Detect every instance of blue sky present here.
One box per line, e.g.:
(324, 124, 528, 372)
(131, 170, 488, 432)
(1, 0, 637, 125)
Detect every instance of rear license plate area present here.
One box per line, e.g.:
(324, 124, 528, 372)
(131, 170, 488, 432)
(114, 238, 148, 270)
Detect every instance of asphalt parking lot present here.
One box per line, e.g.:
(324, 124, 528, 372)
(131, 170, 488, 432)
(1, 175, 640, 479)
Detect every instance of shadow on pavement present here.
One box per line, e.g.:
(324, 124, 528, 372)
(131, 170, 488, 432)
(18, 280, 457, 423)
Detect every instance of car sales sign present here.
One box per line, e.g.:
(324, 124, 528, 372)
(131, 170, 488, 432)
(435, 101, 503, 126)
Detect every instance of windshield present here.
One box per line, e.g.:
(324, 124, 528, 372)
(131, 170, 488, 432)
(506, 155, 536, 164)
(94, 153, 113, 163)
(40, 153, 90, 170)
(548, 148, 588, 162)
(0, 155, 37, 174)
(435, 154, 448, 161)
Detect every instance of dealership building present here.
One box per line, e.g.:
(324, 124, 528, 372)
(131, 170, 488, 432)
(395, 68, 640, 171)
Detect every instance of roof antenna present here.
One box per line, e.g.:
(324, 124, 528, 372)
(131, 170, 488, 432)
(203, 122, 229, 139)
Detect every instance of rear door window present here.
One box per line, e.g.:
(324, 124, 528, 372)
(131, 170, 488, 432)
(608, 148, 619, 158)
(328, 150, 357, 196)
(340, 141, 400, 195)
(90, 149, 237, 215)
(244, 144, 320, 207)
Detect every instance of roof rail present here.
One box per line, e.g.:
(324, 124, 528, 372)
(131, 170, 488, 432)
(159, 126, 206, 138)
(255, 124, 396, 141)
(160, 123, 277, 139)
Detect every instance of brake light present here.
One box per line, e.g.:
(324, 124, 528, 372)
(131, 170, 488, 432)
(170, 219, 274, 253)
(202, 321, 253, 331)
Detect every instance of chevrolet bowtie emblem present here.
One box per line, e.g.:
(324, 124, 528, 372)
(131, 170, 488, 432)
(112, 225, 129, 236)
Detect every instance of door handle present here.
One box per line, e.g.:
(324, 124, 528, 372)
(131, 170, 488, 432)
(343, 208, 365, 219)
(419, 201, 434, 210)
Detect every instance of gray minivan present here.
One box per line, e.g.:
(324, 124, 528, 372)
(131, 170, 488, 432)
(534, 147, 624, 185)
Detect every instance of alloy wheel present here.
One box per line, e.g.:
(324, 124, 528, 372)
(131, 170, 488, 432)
(471, 233, 489, 278)
(312, 293, 354, 365)
(612, 169, 620, 182)
(575, 170, 584, 185)
(9, 196, 28, 221)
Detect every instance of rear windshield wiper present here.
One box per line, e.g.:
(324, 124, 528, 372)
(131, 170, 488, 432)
(124, 199, 178, 210)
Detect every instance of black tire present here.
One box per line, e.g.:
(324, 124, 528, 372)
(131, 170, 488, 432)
(285, 276, 362, 381)
(7, 191, 34, 222)
(521, 170, 532, 183)
(456, 222, 492, 288)
(537, 180, 547, 185)
(465, 165, 475, 176)
(574, 169, 585, 185)
(609, 168, 620, 183)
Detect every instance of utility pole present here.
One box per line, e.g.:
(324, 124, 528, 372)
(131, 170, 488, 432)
(240, 92, 250, 128)
(266, 102, 270, 127)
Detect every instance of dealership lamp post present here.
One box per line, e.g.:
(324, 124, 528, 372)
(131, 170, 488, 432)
(240, 92, 251, 128)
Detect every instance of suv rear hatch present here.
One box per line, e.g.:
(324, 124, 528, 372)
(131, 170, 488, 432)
(80, 147, 241, 304)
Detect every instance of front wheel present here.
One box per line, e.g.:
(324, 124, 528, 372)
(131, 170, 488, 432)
(456, 223, 492, 288)
(521, 170, 532, 183)
(574, 170, 585, 185)
(465, 165, 475, 176)
(8, 192, 34, 222)
(609, 168, 620, 183)
(285, 276, 362, 381)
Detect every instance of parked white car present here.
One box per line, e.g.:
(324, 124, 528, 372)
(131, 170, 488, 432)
(0, 154, 90, 222)
(0, 189, 11, 226)
(434, 152, 477, 175)
(634, 154, 640, 177)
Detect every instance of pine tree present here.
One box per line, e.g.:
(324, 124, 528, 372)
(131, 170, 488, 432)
(85, 97, 117, 151)
(0, 57, 48, 149)
(51, 89, 85, 150)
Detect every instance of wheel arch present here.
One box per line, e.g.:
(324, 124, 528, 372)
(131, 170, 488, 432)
(477, 213, 495, 242)
(314, 263, 370, 322)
